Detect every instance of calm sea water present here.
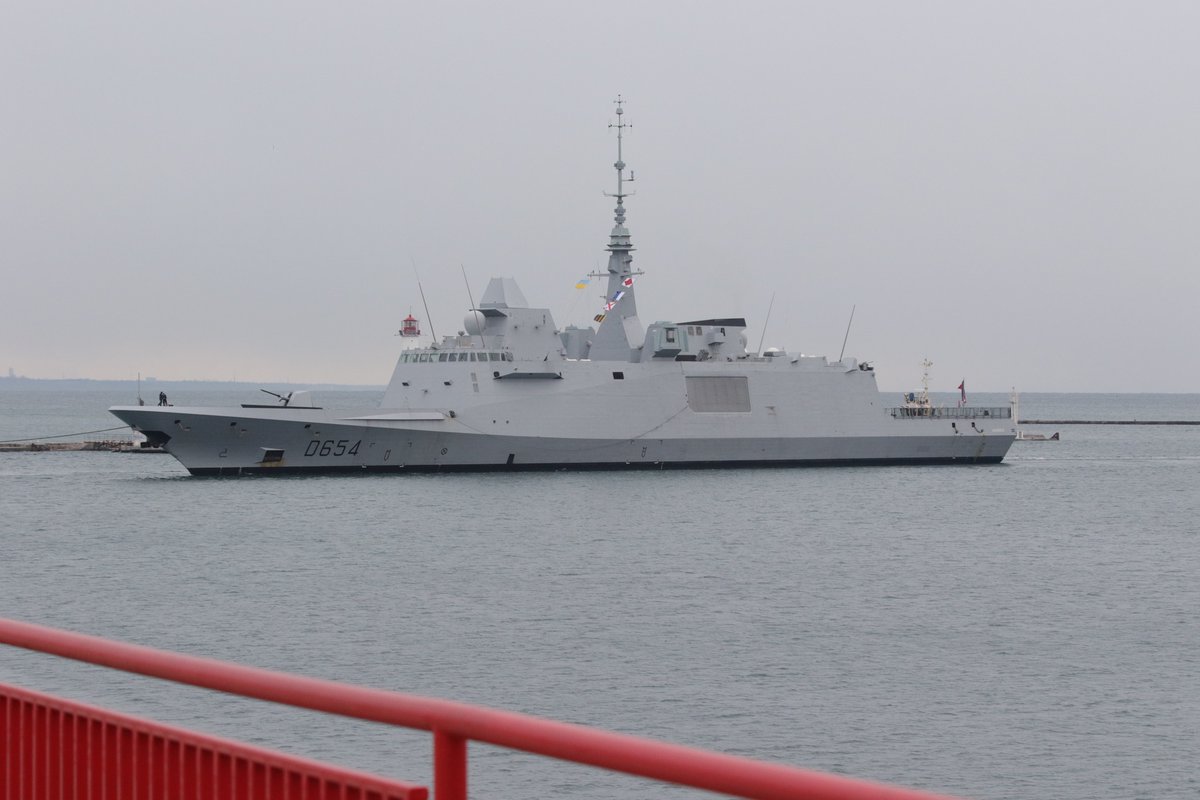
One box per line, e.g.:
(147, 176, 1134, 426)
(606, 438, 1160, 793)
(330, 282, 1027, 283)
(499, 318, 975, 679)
(2, 388, 1198, 799)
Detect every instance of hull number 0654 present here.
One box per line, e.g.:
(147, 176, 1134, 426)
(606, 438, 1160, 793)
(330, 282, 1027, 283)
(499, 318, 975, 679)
(304, 439, 362, 457)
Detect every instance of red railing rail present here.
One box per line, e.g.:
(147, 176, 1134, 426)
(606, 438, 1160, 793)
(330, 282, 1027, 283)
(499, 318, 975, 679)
(1, 682, 428, 800)
(0, 618, 967, 800)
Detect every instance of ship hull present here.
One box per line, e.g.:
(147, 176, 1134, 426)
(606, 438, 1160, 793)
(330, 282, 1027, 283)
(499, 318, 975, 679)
(109, 402, 1015, 476)
(185, 454, 1007, 477)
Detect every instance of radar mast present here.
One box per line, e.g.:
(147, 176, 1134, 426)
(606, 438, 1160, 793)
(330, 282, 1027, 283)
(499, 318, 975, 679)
(589, 95, 646, 360)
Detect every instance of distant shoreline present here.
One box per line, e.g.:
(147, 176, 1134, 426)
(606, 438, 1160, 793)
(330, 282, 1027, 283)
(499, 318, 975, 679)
(0, 377, 384, 392)
(2, 376, 1196, 395)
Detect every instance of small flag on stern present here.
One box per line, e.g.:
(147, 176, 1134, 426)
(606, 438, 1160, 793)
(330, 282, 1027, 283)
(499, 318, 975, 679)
(958, 380, 966, 405)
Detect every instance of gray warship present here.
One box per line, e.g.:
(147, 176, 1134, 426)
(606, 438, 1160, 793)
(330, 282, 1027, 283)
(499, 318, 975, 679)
(110, 99, 1015, 476)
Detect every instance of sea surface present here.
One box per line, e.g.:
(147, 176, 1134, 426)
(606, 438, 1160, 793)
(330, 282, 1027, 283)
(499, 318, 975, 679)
(1, 387, 1198, 800)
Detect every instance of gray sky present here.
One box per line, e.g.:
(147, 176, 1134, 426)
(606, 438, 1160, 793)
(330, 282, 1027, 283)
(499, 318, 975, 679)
(3, 2, 1198, 392)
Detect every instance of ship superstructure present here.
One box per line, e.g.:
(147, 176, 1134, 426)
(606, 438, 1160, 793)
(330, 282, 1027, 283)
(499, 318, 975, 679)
(110, 99, 1015, 475)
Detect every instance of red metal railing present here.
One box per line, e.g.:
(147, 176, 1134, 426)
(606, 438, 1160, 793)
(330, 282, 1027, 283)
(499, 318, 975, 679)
(1, 682, 427, 800)
(0, 618, 967, 800)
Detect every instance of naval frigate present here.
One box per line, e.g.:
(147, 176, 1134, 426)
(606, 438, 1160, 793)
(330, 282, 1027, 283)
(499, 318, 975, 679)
(109, 99, 1016, 475)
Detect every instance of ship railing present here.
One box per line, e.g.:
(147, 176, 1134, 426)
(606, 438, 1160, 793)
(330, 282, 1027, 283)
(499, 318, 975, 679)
(0, 617, 965, 800)
(888, 406, 1011, 420)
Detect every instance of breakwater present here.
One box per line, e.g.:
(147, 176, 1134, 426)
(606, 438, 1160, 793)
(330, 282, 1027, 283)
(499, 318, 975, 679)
(1020, 419, 1200, 425)
(0, 441, 164, 453)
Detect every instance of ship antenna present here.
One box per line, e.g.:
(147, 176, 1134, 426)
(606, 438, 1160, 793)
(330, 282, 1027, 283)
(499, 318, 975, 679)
(412, 259, 438, 344)
(838, 304, 856, 362)
(461, 263, 485, 347)
(756, 292, 776, 356)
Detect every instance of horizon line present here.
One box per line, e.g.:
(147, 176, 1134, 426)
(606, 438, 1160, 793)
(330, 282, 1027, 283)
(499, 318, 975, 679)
(2, 375, 1197, 396)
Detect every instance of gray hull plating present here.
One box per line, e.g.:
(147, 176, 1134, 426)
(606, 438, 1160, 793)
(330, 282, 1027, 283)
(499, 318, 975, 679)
(107, 405, 1011, 476)
(110, 364, 1015, 476)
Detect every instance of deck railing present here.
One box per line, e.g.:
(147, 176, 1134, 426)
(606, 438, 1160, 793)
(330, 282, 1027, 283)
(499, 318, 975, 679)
(0, 618, 965, 800)
(888, 406, 1011, 420)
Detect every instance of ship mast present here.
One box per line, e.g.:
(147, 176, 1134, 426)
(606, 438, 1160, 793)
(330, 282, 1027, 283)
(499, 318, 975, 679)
(608, 96, 633, 249)
(589, 95, 645, 360)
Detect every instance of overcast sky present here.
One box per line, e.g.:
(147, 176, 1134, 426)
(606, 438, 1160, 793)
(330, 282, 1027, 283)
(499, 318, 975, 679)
(3, 2, 1197, 392)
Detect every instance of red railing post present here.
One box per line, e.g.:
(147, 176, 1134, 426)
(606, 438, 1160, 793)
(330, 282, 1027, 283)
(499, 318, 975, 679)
(433, 729, 467, 800)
